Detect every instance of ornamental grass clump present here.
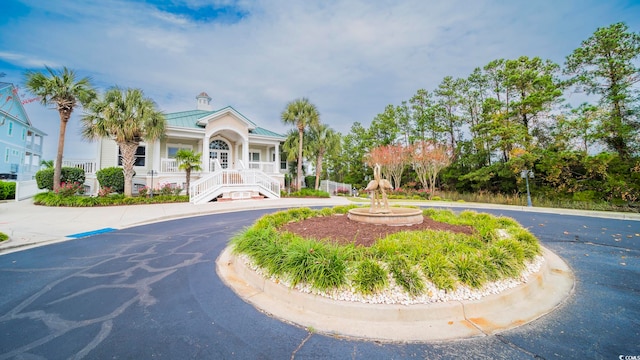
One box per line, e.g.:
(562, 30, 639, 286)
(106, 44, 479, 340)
(389, 255, 425, 296)
(452, 252, 487, 288)
(230, 206, 542, 299)
(352, 259, 388, 294)
(283, 239, 351, 290)
(422, 253, 456, 290)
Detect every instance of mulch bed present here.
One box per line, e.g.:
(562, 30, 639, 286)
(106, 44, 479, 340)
(279, 214, 475, 247)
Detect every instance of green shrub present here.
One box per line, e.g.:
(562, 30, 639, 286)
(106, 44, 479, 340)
(304, 175, 316, 189)
(0, 232, 8, 242)
(35, 167, 86, 190)
(35, 168, 54, 190)
(63, 167, 85, 185)
(34, 192, 188, 206)
(284, 188, 330, 198)
(96, 167, 125, 193)
(352, 259, 388, 294)
(572, 190, 598, 202)
(0, 181, 16, 200)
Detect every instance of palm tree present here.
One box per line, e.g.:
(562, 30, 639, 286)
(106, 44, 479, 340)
(175, 149, 202, 196)
(307, 123, 341, 189)
(281, 98, 319, 189)
(282, 129, 303, 186)
(81, 87, 166, 197)
(24, 66, 97, 191)
(40, 159, 54, 169)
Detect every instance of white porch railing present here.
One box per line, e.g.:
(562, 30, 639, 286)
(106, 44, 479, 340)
(161, 158, 179, 173)
(248, 161, 277, 173)
(62, 160, 96, 174)
(189, 167, 280, 204)
(161, 158, 221, 173)
(210, 159, 224, 172)
(159, 158, 279, 174)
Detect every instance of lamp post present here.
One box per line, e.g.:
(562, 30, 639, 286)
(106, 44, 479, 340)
(521, 169, 534, 207)
(147, 170, 157, 198)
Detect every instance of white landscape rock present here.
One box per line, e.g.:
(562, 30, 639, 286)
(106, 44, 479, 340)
(239, 254, 545, 305)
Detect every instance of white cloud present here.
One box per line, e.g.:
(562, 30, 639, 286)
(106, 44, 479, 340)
(1, 0, 639, 159)
(0, 51, 61, 69)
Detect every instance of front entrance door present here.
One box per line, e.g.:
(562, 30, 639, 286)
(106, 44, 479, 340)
(209, 139, 230, 169)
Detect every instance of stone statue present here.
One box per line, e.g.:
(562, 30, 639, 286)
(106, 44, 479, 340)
(364, 164, 393, 213)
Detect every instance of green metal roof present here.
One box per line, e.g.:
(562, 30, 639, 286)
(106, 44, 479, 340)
(250, 127, 285, 138)
(164, 110, 210, 129)
(164, 106, 284, 139)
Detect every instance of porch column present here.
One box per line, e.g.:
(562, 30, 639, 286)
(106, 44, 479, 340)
(96, 138, 103, 171)
(274, 143, 280, 174)
(242, 138, 249, 169)
(202, 136, 210, 171)
(235, 143, 241, 168)
(153, 139, 161, 172)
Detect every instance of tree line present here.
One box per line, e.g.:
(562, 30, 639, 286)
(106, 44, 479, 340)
(301, 22, 639, 205)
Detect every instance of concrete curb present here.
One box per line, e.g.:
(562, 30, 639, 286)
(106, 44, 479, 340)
(216, 246, 574, 342)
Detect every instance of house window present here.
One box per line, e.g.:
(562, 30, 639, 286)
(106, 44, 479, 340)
(209, 139, 230, 169)
(167, 145, 192, 158)
(7, 121, 13, 136)
(118, 145, 146, 166)
(209, 140, 229, 150)
(22, 128, 26, 141)
(280, 150, 287, 170)
(249, 152, 260, 162)
(4, 148, 8, 162)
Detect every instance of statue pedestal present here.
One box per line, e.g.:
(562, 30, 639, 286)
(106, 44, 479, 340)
(347, 207, 423, 226)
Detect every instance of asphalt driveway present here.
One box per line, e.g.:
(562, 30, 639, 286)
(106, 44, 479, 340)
(0, 207, 638, 359)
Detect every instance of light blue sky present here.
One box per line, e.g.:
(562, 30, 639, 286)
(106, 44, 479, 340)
(1, 0, 639, 160)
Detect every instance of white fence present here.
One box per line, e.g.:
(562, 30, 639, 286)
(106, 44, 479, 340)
(62, 160, 97, 174)
(319, 180, 353, 196)
(14, 180, 46, 201)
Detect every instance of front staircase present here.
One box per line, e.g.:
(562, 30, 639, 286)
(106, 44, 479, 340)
(189, 168, 281, 204)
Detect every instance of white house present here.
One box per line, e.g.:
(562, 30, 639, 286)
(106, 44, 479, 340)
(67, 92, 287, 203)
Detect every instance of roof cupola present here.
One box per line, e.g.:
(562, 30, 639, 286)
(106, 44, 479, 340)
(196, 92, 212, 111)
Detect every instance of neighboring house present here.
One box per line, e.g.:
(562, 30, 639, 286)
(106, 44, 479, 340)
(0, 82, 46, 181)
(69, 92, 287, 203)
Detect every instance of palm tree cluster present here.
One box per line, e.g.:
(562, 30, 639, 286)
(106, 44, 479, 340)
(25, 67, 169, 197)
(280, 98, 340, 190)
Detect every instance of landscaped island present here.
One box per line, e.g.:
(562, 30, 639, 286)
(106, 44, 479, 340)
(230, 205, 543, 304)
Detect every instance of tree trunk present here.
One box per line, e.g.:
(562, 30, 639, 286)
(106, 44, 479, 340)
(119, 141, 138, 197)
(53, 109, 71, 192)
(315, 152, 323, 190)
(185, 169, 191, 196)
(297, 127, 304, 189)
